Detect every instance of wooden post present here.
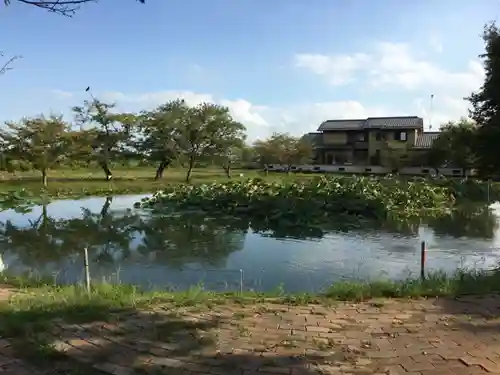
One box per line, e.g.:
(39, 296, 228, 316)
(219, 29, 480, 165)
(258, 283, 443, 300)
(420, 241, 426, 280)
(239, 269, 244, 295)
(83, 247, 91, 294)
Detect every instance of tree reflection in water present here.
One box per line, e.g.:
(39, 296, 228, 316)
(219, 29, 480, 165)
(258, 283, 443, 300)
(0, 198, 496, 273)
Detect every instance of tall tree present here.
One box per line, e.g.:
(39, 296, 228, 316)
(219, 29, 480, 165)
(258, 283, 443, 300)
(427, 118, 478, 171)
(138, 102, 183, 180)
(0, 115, 70, 186)
(4, 0, 144, 16)
(142, 99, 246, 182)
(253, 133, 313, 173)
(468, 23, 500, 177)
(73, 98, 137, 180)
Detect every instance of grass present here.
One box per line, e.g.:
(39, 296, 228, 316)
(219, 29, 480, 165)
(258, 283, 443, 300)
(0, 268, 499, 371)
(1, 268, 500, 332)
(0, 167, 315, 198)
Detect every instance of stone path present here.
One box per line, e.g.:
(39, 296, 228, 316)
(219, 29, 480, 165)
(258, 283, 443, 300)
(4, 295, 500, 374)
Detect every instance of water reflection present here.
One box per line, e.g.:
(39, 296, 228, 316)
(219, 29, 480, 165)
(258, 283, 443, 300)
(0, 196, 498, 292)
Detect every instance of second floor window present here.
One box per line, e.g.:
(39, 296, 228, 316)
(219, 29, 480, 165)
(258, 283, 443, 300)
(356, 133, 366, 142)
(398, 131, 407, 141)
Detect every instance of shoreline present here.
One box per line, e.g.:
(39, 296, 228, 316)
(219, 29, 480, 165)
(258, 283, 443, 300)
(0, 272, 499, 374)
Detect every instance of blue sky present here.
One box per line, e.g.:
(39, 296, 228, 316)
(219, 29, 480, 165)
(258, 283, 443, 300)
(0, 0, 497, 140)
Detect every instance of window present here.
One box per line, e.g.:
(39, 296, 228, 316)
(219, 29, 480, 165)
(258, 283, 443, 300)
(399, 131, 407, 141)
(376, 132, 383, 141)
(356, 133, 366, 142)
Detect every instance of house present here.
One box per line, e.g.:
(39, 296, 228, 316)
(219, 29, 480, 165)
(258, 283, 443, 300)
(305, 116, 440, 167)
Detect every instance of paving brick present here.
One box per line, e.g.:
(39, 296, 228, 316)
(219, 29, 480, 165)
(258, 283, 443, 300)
(4, 291, 500, 375)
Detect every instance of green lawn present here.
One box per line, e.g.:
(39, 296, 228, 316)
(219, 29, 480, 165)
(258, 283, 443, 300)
(0, 167, 265, 197)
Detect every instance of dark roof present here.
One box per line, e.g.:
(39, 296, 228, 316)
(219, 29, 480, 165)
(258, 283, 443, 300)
(317, 119, 365, 131)
(318, 116, 423, 131)
(413, 132, 440, 149)
(366, 116, 423, 129)
(302, 132, 323, 145)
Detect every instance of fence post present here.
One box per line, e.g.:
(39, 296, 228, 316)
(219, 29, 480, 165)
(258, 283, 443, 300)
(83, 247, 91, 294)
(420, 241, 426, 280)
(239, 269, 244, 295)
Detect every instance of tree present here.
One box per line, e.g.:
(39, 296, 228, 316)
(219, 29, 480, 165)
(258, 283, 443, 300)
(73, 98, 137, 180)
(4, 0, 144, 16)
(427, 118, 478, 171)
(212, 141, 246, 178)
(253, 133, 313, 173)
(0, 115, 71, 186)
(467, 23, 500, 177)
(381, 145, 408, 172)
(138, 102, 183, 180)
(142, 99, 246, 182)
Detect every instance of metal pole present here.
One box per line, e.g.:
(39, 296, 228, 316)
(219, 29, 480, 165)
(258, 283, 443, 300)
(239, 269, 243, 295)
(83, 247, 91, 294)
(420, 241, 426, 280)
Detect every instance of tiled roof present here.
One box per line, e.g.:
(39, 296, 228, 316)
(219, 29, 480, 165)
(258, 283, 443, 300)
(317, 116, 423, 131)
(413, 132, 440, 149)
(365, 116, 423, 129)
(318, 119, 365, 131)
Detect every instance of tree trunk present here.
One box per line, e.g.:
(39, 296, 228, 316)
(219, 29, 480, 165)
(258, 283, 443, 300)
(41, 169, 48, 187)
(154, 160, 171, 180)
(99, 160, 112, 180)
(101, 197, 113, 218)
(185, 157, 195, 183)
(222, 163, 231, 178)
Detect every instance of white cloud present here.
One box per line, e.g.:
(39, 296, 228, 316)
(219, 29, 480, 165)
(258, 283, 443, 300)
(80, 89, 389, 141)
(293, 41, 485, 128)
(294, 41, 483, 93)
(429, 35, 443, 53)
(50, 89, 73, 99)
(294, 53, 370, 85)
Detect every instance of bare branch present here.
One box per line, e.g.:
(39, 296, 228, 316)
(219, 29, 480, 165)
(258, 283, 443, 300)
(0, 53, 22, 75)
(4, 0, 145, 16)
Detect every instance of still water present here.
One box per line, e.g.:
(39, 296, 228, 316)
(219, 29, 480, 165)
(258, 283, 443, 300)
(0, 195, 499, 293)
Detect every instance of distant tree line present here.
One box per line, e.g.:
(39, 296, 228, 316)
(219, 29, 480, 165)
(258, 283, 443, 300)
(0, 97, 315, 185)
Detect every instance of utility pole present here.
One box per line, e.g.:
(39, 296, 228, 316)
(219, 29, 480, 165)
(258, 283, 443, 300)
(429, 94, 434, 131)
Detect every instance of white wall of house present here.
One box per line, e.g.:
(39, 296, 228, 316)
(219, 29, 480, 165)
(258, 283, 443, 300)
(265, 164, 464, 177)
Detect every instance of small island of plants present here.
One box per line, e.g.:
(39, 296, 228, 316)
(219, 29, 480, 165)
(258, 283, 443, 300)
(137, 176, 491, 227)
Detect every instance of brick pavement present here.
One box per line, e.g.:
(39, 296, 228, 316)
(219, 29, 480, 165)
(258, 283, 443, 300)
(5, 295, 500, 374)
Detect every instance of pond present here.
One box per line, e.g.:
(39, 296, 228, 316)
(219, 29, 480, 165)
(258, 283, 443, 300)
(0, 194, 499, 293)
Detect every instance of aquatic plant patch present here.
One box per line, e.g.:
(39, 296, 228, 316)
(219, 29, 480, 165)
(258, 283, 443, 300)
(137, 176, 453, 224)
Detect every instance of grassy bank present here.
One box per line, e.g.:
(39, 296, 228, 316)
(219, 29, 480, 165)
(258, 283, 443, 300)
(1, 267, 500, 322)
(0, 269, 499, 371)
(0, 168, 253, 197)
(0, 167, 320, 200)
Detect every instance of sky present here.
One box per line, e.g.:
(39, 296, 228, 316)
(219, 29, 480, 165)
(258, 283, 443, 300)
(0, 0, 498, 141)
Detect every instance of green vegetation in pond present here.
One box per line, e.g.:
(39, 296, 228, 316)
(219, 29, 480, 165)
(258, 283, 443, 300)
(138, 176, 456, 224)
